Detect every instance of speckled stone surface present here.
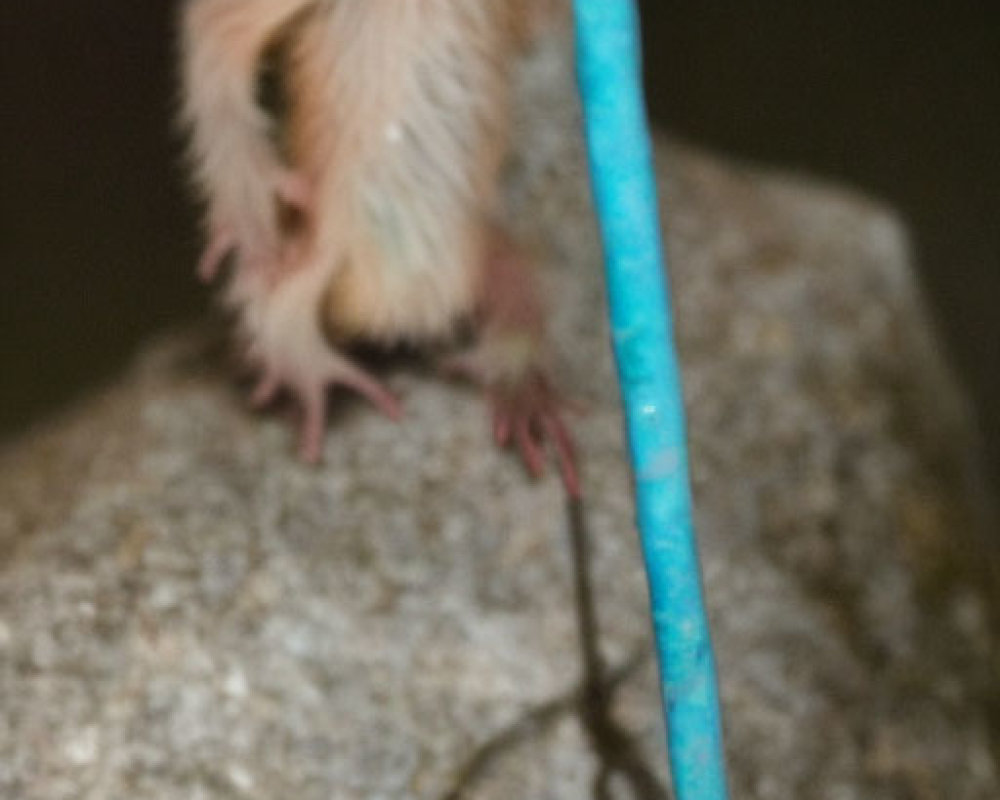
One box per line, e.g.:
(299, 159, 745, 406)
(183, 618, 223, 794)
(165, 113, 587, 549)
(1, 33, 996, 800)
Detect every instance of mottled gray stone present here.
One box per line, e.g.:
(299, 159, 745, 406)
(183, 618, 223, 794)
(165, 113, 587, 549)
(1, 33, 996, 800)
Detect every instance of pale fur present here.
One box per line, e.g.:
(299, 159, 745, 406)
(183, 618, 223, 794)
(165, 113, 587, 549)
(179, 0, 553, 392)
(288, 0, 515, 341)
(180, 0, 315, 260)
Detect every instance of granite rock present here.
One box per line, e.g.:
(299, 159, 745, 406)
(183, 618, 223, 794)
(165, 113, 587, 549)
(1, 33, 996, 800)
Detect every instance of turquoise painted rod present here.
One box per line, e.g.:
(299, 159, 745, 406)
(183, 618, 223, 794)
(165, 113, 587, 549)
(571, 1, 729, 796)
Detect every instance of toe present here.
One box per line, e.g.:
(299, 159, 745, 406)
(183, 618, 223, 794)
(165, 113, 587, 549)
(249, 372, 281, 410)
(297, 388, 328, 464)
(515, 417, 546, 478)
(336, 365, 403, 421)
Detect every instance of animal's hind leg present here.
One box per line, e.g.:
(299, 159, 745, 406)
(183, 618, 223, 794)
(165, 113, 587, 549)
(447, 225, 580, 495)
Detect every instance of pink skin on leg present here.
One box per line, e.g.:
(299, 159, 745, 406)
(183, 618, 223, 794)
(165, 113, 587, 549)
(454, 226, 581, 496)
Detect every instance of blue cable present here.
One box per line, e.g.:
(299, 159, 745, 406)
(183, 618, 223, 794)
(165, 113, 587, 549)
(572, 2, 730, 797)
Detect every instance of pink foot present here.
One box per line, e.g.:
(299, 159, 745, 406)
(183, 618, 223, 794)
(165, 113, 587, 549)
(248, 360, 402, 464)
(295, 365, 403, 464)
(490, 371, 581, 498)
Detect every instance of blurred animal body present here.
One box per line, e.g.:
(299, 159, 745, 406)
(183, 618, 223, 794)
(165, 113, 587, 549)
(179, 0, 577, 493)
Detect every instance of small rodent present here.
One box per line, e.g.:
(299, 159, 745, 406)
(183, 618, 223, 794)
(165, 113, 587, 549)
(179, 0, 578, 494)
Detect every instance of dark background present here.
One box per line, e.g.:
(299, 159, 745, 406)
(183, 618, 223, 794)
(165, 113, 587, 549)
(2, 2, 997, 496)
